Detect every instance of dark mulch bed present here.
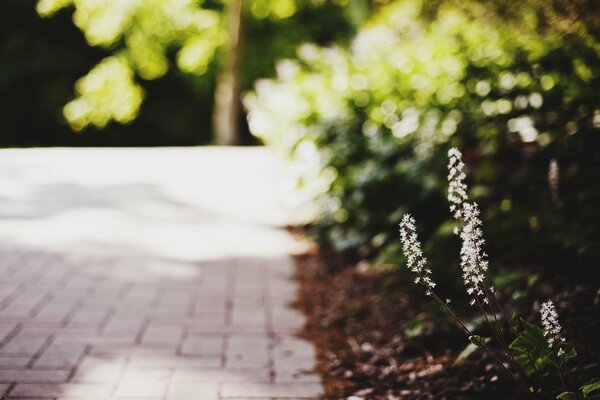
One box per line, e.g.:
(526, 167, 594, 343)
(292, 245, 600, 400)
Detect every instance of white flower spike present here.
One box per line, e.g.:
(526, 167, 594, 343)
(459, 202, 489, 305)
(541, 300, 565, 351)
(447, 148, 468, 220)
(399, 214, 436, 296)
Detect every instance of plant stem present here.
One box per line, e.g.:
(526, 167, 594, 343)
(477, 297, 532, 388)
(427, 290, 517, 381)
(562, 366, 580, 399)
(485, 282, 539, 378)
(556, 364, 568, 392)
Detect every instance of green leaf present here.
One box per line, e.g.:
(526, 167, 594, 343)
(469, 335, 488, 347)
(493, 271, 525, 291)
(404, 319, 425, 338)
(527, 273, 540, 288)
(509, 319, 547, 354)
(435, 220, 458, 236)
(509, 319, 554, 376)
(509, 311, 520, 327)
(454, 337, 490, 366)
(511, 290, 529, 307)
(556, 392, 577, 400)
(581, 379, 600, 398)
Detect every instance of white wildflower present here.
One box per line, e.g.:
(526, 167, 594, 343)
(459, 203, 489, 305)
(399, 214, 437, 294)
(447, 148, 468, 220)
(541, 300, 564, 352)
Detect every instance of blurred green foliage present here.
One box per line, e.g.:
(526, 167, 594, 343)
(0, 0, 355, 145)
(36, 0, 223, 131)
(245, 0, 600, 272)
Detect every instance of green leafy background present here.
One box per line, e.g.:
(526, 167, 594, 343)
(245, 0, 600, 275)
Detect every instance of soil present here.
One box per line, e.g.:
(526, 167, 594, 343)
(292, 243, 600, 400)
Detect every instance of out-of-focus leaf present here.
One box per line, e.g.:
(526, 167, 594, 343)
(404, 319, 424, 338)
(581, 379, 600, 398)
(509, 311, 520, 327)
(527, 273, 540, 288)
(556, 392, 577, 400)
(453, 337, 490, 366)
(493, 271, 525, 291)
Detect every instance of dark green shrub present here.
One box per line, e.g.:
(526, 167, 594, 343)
(245, 0, 600, 272)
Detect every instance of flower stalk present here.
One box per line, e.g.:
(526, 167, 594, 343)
(398, 148, 542, 395)
(399, 214, 519, 383)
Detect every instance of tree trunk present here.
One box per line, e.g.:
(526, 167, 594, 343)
(213, 0, 244, 145)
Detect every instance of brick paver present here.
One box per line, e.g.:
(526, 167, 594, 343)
(0, 148, 322, 399)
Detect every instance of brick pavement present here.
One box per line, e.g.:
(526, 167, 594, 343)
(0, 148, 322, 399)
